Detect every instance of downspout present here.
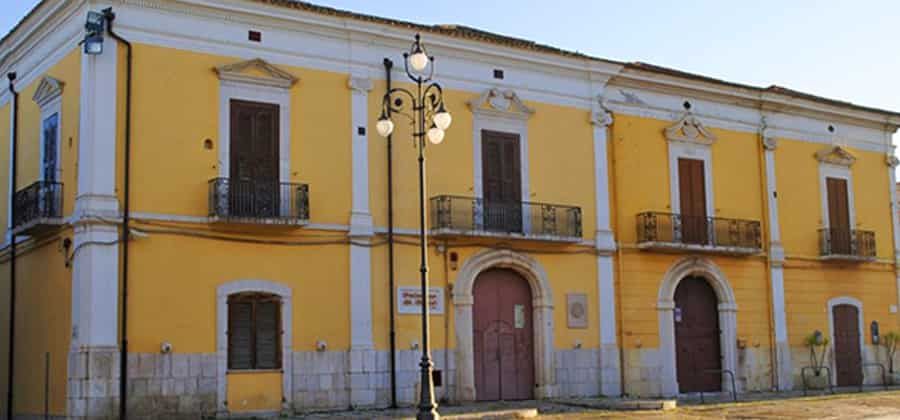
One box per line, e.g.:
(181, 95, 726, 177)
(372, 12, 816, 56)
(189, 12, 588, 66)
(103, 9, 133, 420)
(6, 71, 18, 420)
(384, 58, 398, 408)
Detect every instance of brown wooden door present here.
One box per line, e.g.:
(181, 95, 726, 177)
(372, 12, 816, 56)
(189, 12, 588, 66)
(230, 99, 280, 218)
(678, 158, 708, 245)
(826, 178, 851, 255)
(482, 130, 522, 233)
(833, 304, 862, 386)
(473, 269, 534, 401)
(674, 276, 721, 393)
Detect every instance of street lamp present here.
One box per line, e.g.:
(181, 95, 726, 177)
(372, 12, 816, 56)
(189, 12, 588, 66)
(82, 10, 106, 55)
(376, 33, 451, 420)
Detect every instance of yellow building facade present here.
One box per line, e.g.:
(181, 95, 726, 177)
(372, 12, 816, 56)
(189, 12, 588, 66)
(1, 1, 899, 418)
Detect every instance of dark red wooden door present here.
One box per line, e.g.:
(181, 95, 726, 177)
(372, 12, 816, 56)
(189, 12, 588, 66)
(826, 178, 851, 255)
(833, 304, 862, 386)
(473, 269, 534, 401)
(482, 130, 522, 233)
(674, 276, 721, 393)
(678, 158, 708, 245)
(230, 99, 280, 218)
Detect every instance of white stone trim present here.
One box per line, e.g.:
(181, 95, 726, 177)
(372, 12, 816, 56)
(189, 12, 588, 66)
(826, 296, 865, 386)
(216, 279, 293, 415)
(217, 59, 295, 183)
(667, 133, 715, 218)
(470, 89, 532, 231)
(36, 81, 63, 182)
(656, 257, 738, 396)
(596, 254, 621, 396)
(818, 163, 856, 230)
(591, 97, 615, 251)
(348, 75, 373, 236)
(452, 249, 556, 401)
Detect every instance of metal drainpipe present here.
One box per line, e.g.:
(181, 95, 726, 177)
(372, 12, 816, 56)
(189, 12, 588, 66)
(103, 9, 133, 419)
(384, 57, 398, 408)
(6, 71, 18, 420)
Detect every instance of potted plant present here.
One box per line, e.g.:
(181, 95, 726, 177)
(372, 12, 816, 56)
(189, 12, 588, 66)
(804, 330, 830, 389)
(882, 331, 899, 385)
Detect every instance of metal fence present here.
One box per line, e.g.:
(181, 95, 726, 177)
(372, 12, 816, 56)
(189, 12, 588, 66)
(636, 212, 762, 250)
(13, 180, 62, 229)
(208, 178, 309, 223)
(430, 195, 582, 239)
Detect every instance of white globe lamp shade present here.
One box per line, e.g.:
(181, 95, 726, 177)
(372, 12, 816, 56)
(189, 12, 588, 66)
(427, 127, 445, 144)
(376, 119, 394, 137)
(433, 111, 452, 131)
(409, 51, 429, 72)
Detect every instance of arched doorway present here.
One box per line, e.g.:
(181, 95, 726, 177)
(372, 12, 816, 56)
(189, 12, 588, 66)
(830, 299, 863, 386)
(674, 276, 721, 393)
(657, 257, 737, 397)
(473, 269, 535, 400)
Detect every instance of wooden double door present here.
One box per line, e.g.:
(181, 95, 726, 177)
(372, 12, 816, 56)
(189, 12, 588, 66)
(826, 178, 852, 254)
(674, 276, 721, 393)
(678, 158, 709, 245)
(832, 304, 863, 386)
(482, 130, 522, 233)
(473, 269, 535, 401)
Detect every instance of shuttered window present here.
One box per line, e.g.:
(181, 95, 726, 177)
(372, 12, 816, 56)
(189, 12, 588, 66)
(228, 293, 282, 370)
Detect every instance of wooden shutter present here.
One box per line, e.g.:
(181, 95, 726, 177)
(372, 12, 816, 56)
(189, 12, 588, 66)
(826, 177, 851, 254)
(228, 293, 282, 370)
(678, 158, 708, 244)
(229, 100, 280, 217)
(481, 131, 522, 232)
(255, 300, 281, 369)
(228, 300, 254, 370)
(42, 113, 59, 182)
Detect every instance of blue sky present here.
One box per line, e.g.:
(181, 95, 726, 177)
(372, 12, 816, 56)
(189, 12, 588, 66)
(3, 1, 900, 152)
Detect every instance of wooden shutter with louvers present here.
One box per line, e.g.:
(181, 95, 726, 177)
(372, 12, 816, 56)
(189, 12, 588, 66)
(678, 158, 708, 245)
(481, 130, 522, 233)
(228, 300, 254, 370)
(827, 177, 851, 254)
(227, 293, 282, 370)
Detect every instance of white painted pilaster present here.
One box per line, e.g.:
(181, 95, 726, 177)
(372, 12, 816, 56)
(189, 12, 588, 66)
(590, 93, 621, 396)
(68, 38, 121, 419)
(347, 71, 376, 407)
(761, 125, 792, 390)
(886, 153, 900, 339)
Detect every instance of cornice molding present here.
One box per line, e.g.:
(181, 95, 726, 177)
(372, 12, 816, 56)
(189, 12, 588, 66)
(468, 88, 535, 121)
(347, 76, 372, 94)
(665, 111, 716, 145)
(815, 145, 856, 167)
(32, 76, 64, 108)
(591, 96, 613, 127)
(214, 58, 298, 89)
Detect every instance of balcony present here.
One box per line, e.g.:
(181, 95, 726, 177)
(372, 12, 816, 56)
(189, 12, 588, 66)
(430, 195, 582, 242)
(636, 212, 762, 256)
(818, 228, 876, 262)
(12, 181, 64, 235)
(208, 178, 309, 225)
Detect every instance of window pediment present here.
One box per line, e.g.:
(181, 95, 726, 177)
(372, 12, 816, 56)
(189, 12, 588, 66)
(468, 88, 534, 120)
(815, 145, 856, 167)
(214, 58, 298, 89)
(665, 112, 716, 145)
(32, 76, 64, 108)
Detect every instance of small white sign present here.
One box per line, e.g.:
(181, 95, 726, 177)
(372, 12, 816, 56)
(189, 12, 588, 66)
(514, 304, 525, 329)
(398, 286, 444, 315)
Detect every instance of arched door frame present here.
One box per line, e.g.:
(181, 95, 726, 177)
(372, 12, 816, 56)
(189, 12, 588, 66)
(827, 296, 866, 386)
(657, 257, 738, 396)
(216, 279, 293, 415)
(453, 249, 556, 401)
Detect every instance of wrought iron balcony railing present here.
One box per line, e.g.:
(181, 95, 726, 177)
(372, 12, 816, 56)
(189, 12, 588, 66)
(208, 178, 309, 225)
(636, 212, 762, 255)
(430, 195, 582, 241)
(13, 180, 63, 233)
(818, 228, 876, 261)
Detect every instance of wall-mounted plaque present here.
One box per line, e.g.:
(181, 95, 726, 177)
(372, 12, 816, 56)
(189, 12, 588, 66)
(567, 293, 588, 329)
(397, 286, 444, 315)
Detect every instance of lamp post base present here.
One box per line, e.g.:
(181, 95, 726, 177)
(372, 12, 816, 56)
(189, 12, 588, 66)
(416, 355, 440, 420)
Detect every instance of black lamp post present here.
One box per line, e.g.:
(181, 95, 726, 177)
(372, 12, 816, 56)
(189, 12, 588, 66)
(376, 34, 451, 420)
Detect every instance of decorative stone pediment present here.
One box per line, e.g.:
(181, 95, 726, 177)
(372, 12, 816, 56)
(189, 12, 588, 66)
(32, 76, 64, 107)
(214, 58, 298, 89)
(664, 112, 716, 145)
(468, 88, 534, 120)
(815, 145, 856, 167)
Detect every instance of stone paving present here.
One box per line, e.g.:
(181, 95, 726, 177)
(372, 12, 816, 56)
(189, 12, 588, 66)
(290, 389, 900, 419)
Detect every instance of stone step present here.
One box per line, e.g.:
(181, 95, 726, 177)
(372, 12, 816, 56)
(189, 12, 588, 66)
(553, 398, 677, 411)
